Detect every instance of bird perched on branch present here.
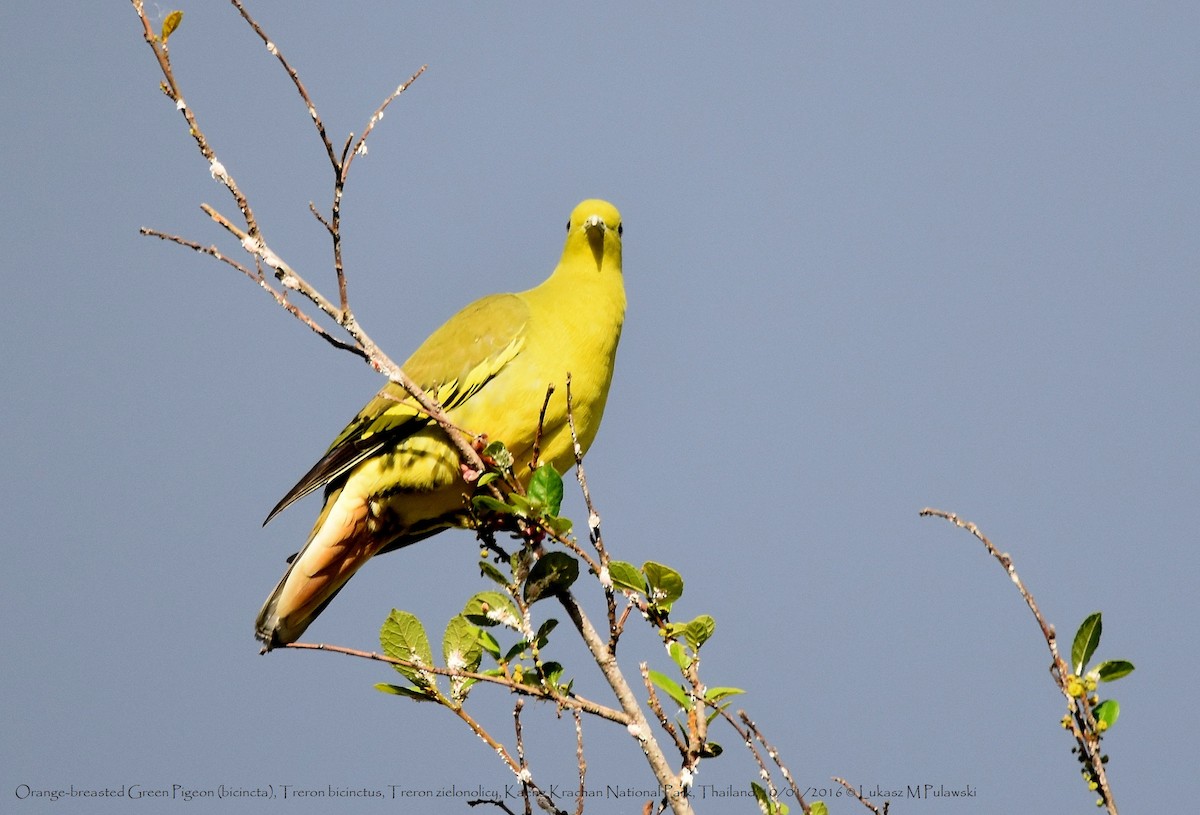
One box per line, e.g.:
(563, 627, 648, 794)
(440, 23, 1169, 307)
(255, 199, 625, 651)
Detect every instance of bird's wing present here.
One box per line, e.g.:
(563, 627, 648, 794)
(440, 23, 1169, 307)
(263, 293, 531, 524)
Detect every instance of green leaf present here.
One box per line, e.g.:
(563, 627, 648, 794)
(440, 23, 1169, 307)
(478, 559, 510, 588)
(810, 802, 827, 815)
(380, 610, 435, 690)
(524, 552, 579, 603)
(643, 561, 683, 610)
(477, 629, 502, 659)
(533, 618, 558, 648)
(544, 514, 574, 536)
(374, 683, 436, 702)
(667, 640, 690, 671)
(503, 640, 529, 663)
(648, 669, 691, 710)
(748, 782, 787, 815)
(161, 10, 183, 43)
(507, 494, 534, 517)
(1072, 612, 1102, 675)
(476, 471, 501, 487)
(1094, 699, 1120, 728)
(705, 686, 746, 703)
(483, 440, 514, 471)
(661, 621, 688, 641)
(539, 661, 564, 687)
(684, 615, 716, 650)
(699, 741, 722, 758)
(443, 615, 483, 674)
(463, 592, 522, 630)
(1096, 660, 1135, 682)
(608, 561, 646, 594)
(527, 464, 564, 516)
(472, 495, 515, 515)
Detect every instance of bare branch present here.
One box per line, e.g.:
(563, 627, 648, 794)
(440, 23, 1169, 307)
(138, 227, 363, 356)
(832, 777, 887, 815)
(565, 375, 620, 649)
(572, 709, 586, 815)
(738, 712, 804, 809)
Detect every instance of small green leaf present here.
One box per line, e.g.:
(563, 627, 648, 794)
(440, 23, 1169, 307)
(503, 640, 528, 663)
(667, 640, 690, 671)
(648, 669, 691, 710)
(608, 561, 646, 594)
(478, 559, 510, 588)
(684, 615, 716, 650)
(539, 661, 564, 687)
(524, 552, 579, 603)
(374, 682, 436, 702)
(661, 621, 688, 641)
(699, 741, 722, 758)
(533, 618, 558, 648)
(161, 10, 183, 43)
(1072, 612, 1102, 674)
(477, 629, 502, 659)
(463, 592, 522, 629)
(380, 610, 435, 689)
(472, 495, 515, 515)
(507, 494, 534, 516)
(476, 471, 501, 487)
(705, 686, 745, 703)
(1096, 660, 1135, 682)
(544, 514, 574, 536)
(443, 615, 483, 674)
(750, 783, 770, 812)
(527, 464, 564, 516)
(810, 802, 827, 815)
(483, 440, 514, 471)
(644, 561, 683, 610)
(1094, 699, 1120, 728)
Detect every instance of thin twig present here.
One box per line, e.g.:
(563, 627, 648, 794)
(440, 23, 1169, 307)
(565, 376, 620, 650)
(738, 712, 802, 804)
(281, 641, 627, 723)
(513, 700, 531, 815)
(131, 0, 259, 238)
(138, 227, 362, 355)
(573, 709, 586, 815)
(920, 508, 1117, 814)
(832, 777, 886, 815)
(531, 384, 555, 472)
(641, 664, 686, 755)
(133, 0, 485, 484)
(556, 593, 693, 815)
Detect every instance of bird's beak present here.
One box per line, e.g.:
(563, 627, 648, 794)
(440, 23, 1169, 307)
(583, 214, 607, 267)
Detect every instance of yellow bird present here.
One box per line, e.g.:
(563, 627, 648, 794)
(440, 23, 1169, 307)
(255, 200, 625, 650)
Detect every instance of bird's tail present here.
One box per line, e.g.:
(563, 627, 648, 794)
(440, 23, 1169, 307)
(255, 491, 379, 651)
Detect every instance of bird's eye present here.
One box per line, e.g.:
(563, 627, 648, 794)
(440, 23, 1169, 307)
(617, 223, 623, 236)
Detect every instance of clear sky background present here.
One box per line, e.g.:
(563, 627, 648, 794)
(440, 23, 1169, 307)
(2, 2, 1196, 812)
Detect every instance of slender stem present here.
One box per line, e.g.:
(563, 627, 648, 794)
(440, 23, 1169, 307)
(920, 508, 1118, 814)
(556, 592, 693, 815)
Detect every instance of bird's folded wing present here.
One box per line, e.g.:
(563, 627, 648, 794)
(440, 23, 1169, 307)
(263, 293, 531, 525)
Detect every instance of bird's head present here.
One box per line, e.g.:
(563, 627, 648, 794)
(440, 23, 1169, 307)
(563, 199, 622, 272)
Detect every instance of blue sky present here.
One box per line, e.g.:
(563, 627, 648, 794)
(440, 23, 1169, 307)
(2, 2, 1197, 812)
